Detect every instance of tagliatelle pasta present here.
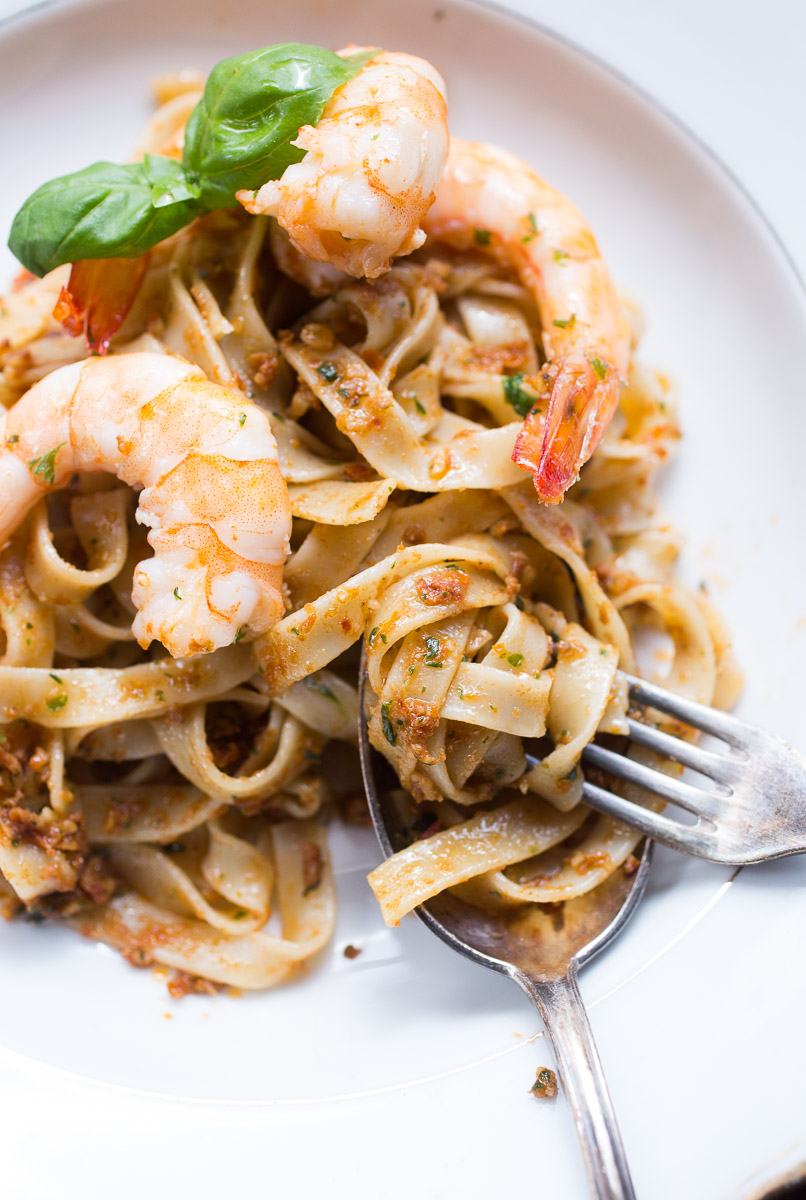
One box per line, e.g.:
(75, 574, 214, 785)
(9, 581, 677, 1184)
(0, 69, 742, 993)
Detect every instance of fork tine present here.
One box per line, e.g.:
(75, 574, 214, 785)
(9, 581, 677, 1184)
(581, 780, 718, 858)
(622, 673, 751, 748)
(582, 742, 723, 817)
(625, 719, 739, 787)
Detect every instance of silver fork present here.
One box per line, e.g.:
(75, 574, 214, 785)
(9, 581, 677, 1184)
(536, 673, 806, 864)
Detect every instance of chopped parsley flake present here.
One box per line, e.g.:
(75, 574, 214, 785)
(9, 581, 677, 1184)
(233, 627, 245, 644)
(48, 672, 63, 684)
(238, 412, 247, 426)
(155, 689, 165, 701)
(507, 653, 524, 668)
(590, 356, 608, 380)
(381, 701, 397, 746)
(368, 626, 379, 647)
(502, 373, 535, 418)
(553, 250, 569, 264)
(173, 587, 181, 601)
(46, 693, 68, 712)
(473, 227, 492, 246)
(424, 636, 441, 662)
(7, 434, 19, 444)
(414, 398, 426, 415)
(317, 361, 340, 383)
(522, 212, 538, 242)
(553, 315, 576, 330)
(28, 442, 65, 486)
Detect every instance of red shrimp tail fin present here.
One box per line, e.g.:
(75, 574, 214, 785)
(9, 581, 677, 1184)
(53, 256, 147, 355)
(52, 280, 84, 340)
(511, 407, 549, 489)
(513, 359, 621, 505)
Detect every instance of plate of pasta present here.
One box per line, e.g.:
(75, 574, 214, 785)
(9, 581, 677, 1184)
(1, 0, 806, 1196)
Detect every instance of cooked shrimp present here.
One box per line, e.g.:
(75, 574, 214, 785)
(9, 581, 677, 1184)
(0, 353, 291, 657)
(423, 138, 631, 504)
(237, 47, 448, 280)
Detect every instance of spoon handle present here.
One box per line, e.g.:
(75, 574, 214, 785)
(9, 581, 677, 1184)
(518, 965, 636, 1200)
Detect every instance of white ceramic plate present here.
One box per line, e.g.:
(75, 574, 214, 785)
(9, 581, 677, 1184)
(1, 1, 805, 1197)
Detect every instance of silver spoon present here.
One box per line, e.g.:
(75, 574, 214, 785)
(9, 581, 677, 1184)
(358, 665, 650, 1200)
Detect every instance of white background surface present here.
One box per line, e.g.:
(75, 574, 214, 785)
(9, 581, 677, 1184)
(1, 2, 805, 1198)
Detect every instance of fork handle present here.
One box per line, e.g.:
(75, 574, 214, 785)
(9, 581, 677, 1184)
(518, 965, 636, 1200)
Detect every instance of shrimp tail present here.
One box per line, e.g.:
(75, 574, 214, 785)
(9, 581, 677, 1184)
(425, 138, 631, 504)
(53, 257, 147, 354)
(513, 358, 621, 504)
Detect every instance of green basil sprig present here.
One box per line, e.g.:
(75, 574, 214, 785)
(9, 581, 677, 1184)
(8, 43, 374, 278)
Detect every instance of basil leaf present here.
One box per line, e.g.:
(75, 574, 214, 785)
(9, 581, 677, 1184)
(143, 153, 202, 208)
(183, 42, 373, 209)
(8, 155, 202, 277)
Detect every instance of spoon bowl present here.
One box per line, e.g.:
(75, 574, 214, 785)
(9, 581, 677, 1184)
(359, 660, 651, 1200)
(413, 852, 651, 983)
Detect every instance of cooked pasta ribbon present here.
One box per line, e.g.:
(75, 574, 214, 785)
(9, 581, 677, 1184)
(0, 99, 740, 988)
